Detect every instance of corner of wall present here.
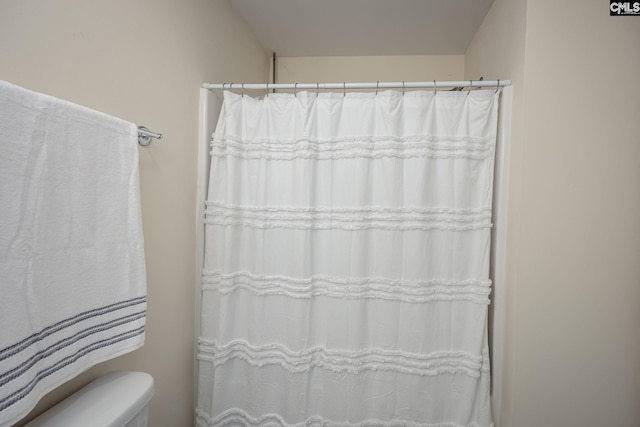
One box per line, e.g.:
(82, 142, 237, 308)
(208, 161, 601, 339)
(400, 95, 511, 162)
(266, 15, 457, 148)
(463, 1, 528, 426)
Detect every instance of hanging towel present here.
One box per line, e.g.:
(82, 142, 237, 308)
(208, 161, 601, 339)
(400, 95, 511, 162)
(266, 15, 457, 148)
(0, 80, 147, 427)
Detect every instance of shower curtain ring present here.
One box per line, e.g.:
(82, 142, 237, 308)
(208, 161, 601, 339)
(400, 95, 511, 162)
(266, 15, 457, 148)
(241, 83, 245, 97)
(434, 80, 437, 95)
(402, 81, 405, 95)
(376, 81, 379, 95)
(294, 82, 298, 95)
(495, 79, 500, 93)
(468, 80, 472, 95)
(343, 82, 346, 96)
(317, 83, 319, 95)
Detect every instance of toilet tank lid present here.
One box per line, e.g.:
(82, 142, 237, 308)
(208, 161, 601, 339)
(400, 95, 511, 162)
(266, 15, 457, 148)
(25, 371, 154, 427)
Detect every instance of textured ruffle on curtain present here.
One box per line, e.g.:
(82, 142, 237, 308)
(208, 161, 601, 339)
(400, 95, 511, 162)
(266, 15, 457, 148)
(197, 89, 499, 427)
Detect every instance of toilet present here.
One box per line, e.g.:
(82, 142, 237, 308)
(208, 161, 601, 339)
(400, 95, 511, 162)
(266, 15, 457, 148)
(25, 372, 154, 427)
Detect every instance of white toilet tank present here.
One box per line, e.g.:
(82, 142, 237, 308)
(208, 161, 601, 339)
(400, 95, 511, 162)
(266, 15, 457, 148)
(25, 372, 154, 427)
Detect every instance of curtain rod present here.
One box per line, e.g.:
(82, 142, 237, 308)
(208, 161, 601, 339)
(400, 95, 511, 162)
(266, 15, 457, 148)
(202, 80, 510, 91)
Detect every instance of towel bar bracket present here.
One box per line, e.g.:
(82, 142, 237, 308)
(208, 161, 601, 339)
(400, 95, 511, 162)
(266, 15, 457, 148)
(137, 126, 163, 146)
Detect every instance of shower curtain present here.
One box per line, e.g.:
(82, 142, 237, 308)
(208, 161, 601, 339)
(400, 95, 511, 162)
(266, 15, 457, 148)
(197, 89, 499, 427)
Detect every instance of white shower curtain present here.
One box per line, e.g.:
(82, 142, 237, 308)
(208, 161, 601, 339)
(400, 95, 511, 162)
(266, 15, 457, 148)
(197, 89, 499, 427)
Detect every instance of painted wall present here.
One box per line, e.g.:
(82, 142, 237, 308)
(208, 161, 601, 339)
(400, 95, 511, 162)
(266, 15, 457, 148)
(0, 1, 268, 426)
(276, 55, 464, 87)
(467, 0, 640, 426)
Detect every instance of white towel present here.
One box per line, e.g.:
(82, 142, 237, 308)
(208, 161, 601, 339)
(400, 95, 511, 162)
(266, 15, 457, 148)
(0, 80, 147, 427)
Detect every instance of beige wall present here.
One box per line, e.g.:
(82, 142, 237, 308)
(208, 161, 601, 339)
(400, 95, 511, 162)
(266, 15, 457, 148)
(513, 1, 640, 426)
(276, 55, 464, 86)
(468, 0, 640, 426)
(0, 1, 268, 426)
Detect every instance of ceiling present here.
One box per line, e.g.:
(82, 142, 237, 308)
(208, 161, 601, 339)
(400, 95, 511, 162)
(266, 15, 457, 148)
(229, 0, 495, 57)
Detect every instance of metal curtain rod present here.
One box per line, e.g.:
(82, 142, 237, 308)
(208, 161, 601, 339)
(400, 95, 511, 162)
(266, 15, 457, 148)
(202, 80, 511, 91)
(137, 126, 163, 146)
